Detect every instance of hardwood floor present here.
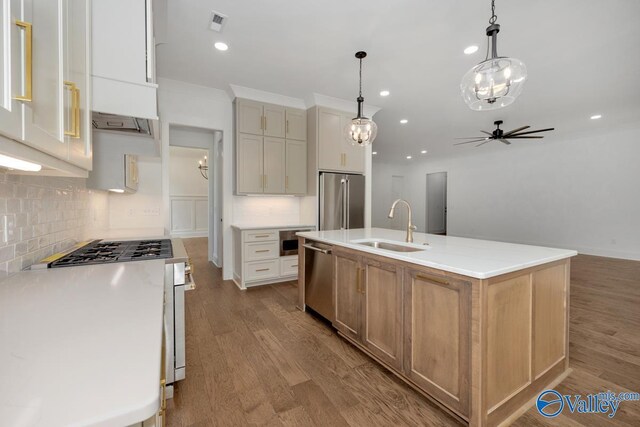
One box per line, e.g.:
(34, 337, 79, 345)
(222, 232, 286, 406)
(168, 239, 640, 426)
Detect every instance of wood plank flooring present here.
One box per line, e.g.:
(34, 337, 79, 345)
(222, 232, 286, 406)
(167, 239, 640, 426)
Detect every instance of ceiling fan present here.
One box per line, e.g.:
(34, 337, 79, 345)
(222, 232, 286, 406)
(455, 120, 554, 147)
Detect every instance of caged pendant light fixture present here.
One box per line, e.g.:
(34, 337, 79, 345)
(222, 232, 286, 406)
(460, 0, 527, 110)
(344, 51, 377, 146)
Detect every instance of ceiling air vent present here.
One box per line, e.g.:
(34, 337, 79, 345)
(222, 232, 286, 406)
(210, 11, 227, 32)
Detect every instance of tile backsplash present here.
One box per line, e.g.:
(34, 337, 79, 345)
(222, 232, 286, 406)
(0, 171, 108, 275)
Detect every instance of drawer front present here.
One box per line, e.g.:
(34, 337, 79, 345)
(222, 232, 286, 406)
(245, 260, 280, 282)
(280, 256, 299, 276)
(245, 241, 279, 261)
(243, 229, 278, 242)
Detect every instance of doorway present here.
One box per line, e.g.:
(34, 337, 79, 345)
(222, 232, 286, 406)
(426, 172, 447, 235)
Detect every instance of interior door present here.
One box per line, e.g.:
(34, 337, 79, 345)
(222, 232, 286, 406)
(333, 249, 362, 342)
(263, 137, 285, 194)
(0, 0, 24, 141)
(427, 172, 447, 234)
(22, 0, 67, 159)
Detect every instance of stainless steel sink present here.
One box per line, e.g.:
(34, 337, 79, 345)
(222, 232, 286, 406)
(357, 241, 425, 252)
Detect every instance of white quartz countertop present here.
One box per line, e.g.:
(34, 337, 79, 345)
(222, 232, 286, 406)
(0, 260, 166, 427)
(298, 228, 577, 279)
(231, 223, 315, 230)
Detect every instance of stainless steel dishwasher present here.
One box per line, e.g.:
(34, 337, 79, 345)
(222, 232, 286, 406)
(303, 241, 334, 322)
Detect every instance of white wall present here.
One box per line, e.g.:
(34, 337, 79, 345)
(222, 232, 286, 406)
(372, 126, 640, 260)
(169, 146, 208, 196)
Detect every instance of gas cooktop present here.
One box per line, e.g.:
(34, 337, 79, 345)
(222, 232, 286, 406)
(48, 239, 173, 268)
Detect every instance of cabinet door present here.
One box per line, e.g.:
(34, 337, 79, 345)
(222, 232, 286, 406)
(237, 99, 263, 136)
(263, 103, 285, 138)
(333, 249, 362, 342)
(237, 134, 264, 194)
(317, 108, 344, 171)
(285, 139, 306, 195)
(65, 0, 91, 169)
(285, 108, 306, 141)
(340, 113, 365, 173)
(0, 0, 24, 141)
(403, 268, 471, 417)
(22, 0, 67, 159)
(362, 257, 403, 370)
(263, 137, 285, 194)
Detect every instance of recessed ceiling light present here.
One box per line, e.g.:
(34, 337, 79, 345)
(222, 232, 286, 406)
(379, 90, 390, 97)
(400, 119, 408, 124)
(464, 45, 479, 55)
(590, 114, 602, 120)
(406, 155, 412, 159)
(372, 151, 377, 155)
(214, 41, 228, 51)
(421, 150, 427, 154)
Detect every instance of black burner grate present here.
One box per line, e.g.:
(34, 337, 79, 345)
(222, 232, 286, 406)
(50, 239, 173, 268)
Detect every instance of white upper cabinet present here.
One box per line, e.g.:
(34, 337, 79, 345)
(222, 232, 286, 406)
(0, 0, 24, 142)
(263, 137, 285, 194)
(263, 104, 285, 138)
(237, 99, 264, 135)
(237, 133, 264, 194)
(92, 0, 157, 119)
(316, 107, 364, 173)
(285, 139, 307, 195)
(64, 0, 91, 170)
(21, 0, 67, 159)
(285, 108, 306, 141)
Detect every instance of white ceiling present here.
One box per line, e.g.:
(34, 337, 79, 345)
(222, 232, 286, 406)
(155, 0, 640, 161)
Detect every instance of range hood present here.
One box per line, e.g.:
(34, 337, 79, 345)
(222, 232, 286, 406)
(92, 112, 153, 136)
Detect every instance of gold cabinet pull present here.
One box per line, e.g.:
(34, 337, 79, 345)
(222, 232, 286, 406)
(356, 267, 365, 293)
(264, 116, 267, 131)
(360, 268, 365, 294)
(160, 379, 167, 410)
(254, 234, 270, 238)
(285, 176, 289, 189)
(64, 81, 80, 138)
(255, 249, 269, 253)
(256, 268, 270, 272)
(286, 119, 289, 135)
(14, 21, 32, 102)
(264, 174, 267, 188)
(416, 273, 449, 286)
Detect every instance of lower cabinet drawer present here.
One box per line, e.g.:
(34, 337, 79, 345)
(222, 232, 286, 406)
(280, 256, 299, 276)
(243, 229, 278, 242)
(245, 241, 279, 261)
(245, 259, 280, 282)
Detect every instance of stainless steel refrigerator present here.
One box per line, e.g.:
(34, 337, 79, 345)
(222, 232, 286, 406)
(319, 172, 365, 230)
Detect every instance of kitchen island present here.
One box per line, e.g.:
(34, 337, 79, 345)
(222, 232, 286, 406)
(297, 228, 577, 427)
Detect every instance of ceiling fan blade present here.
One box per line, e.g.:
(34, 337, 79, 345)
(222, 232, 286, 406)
(454, 139, 488, 145)
(480, 130, 494, 137)
(504, 126, 530, 136)
(455, 136, 487, 139)
(475, 140, 492, 147)
(498, 139, 511, 145)
(508, 127, 555, 137)
(508, 136, 544, 139)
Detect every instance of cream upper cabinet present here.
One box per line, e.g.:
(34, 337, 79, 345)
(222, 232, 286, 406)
(316, 107, 365, 173)
(235, 98, 307, 195)
(237, 99, 264, 136)
(263, 104, 285, 138)
(0, 0, 24, 142)
(263, 137, 285, 194)
(22, 0, 67, 159)
(65, 0, 91, 170)
(285, 108, 306, 141)
(285, 140, 307, 195)
(237, 133, 264, 194)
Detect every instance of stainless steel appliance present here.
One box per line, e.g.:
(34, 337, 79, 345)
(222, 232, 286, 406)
(33, 238, 194, 398)
(319, 172, 365, 230)
(279, 228, 313, 256)
(303, 241, 334, 322)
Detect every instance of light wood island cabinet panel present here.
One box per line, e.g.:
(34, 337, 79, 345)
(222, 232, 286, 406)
(486, 274, 532, 411)
(533, 263, 567, 378)
(333, 249, 362, 342)
(404, 268, 471, 417)
(362, 257, 403, 370)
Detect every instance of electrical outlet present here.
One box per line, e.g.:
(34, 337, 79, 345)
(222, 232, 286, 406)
(141, 207, 160, 216)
